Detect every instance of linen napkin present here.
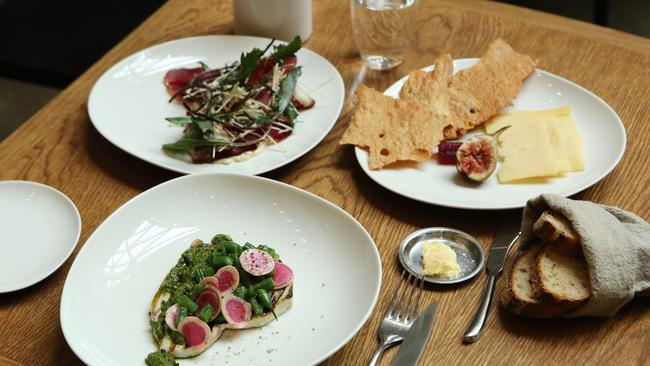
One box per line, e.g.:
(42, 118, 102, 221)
(520, 193, 650, 317)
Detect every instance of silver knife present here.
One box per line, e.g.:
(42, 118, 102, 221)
(391, 301, 438, 366)
(463, 222, 520, 343)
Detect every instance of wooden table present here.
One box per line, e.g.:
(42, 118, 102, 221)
(1, 0, 649, 365)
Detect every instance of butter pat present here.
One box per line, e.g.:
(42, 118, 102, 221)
(421, 240, 461, 278)
(485, 106, 584, 183)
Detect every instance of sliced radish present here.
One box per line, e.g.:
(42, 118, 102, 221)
(239, 249, 275, 276)
(195, 290, 221, 320)
(220, 294, 252, 328)
(291, 86, 315, 110)
(200, 276, 220, 293)
(215, 265, 239, 295)
(177, 316, 211, 348)
(165, 304, 180, 331)
(273, 262, 294, 289)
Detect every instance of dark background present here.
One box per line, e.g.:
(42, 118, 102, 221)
(0, 0, 648, 139)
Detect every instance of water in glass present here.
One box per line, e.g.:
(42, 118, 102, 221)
(351, 0, 417, 70)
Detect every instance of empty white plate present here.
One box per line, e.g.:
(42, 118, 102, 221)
(0, 181, 81, 292)
(61, 173, 381, 365)
(355, 59, 627, 209)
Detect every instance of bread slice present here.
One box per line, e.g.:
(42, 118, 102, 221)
(533, 244, 591, 307)
(501, 241, 571, 318)
(533, 211, 581, 255)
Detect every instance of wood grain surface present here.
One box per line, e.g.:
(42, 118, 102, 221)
(1, 0, 649, 365)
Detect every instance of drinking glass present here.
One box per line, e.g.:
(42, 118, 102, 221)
(351, 0, 418, 70)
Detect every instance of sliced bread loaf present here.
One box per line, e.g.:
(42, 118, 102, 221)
(501, 241, 571, 318)
(533, 244, 591, 307)
(532, 211, 581, 255)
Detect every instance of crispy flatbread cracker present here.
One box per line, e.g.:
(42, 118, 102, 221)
(340, 85, 445, 170)
(401, 39, 537, 139)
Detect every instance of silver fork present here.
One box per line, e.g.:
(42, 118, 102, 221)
(368, 271, 424, 366)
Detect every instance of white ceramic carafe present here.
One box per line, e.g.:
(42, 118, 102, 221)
(234, 0, 313, 41)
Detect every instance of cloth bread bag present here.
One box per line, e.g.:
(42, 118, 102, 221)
(520, 194, 650, 317)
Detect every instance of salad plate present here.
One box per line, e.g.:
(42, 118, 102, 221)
(355, 59, 626, 210)
(0, 181, 81, 293)
(88, 35, 344, 175)
(61, 173, 381, 365)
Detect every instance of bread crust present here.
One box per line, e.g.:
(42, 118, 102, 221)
(532, 211, 581, 255)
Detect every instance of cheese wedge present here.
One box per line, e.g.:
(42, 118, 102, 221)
(485, 106, 584, 182)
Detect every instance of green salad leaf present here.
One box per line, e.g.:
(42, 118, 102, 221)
(163, 137, 228, 152)
(240, 48, 264, 81)
(276, 67, 302, 113)
(270, 36, 302, 61)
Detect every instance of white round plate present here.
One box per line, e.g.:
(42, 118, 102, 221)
(0, 181, 81, 292)
(88, 35, 344, 175)
(61, 174, 381, 366)
(355, 59, 626, 210)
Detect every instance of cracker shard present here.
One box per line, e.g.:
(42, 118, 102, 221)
(340, 85, 444, 170)
(401, 39, 537, 139)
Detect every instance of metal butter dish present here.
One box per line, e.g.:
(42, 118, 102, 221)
(398, 227, 485, 285)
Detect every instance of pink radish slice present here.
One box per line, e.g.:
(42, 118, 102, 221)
(215, 265, 239, 295)
(220, 294, 252, 328)
(195, 290, 221, 320)
(273, 262, 294, 289)
(291, 87, 315, 110)
(239, 249, 275, 276)
(177, 316, 211, 348)
(200, 276, 220, 293)
(165, 304, 180, 330)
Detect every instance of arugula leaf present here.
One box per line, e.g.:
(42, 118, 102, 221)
(194, 119, 214, 133)
(163, 137, 229, 152)
(240, 48, 264, 81)
(245, 112, 273, 126)
(270, 36, 302, 61)
(284, 104, 298, 126)
(165, 116, 193, 125)
(276, 67, 302, 113)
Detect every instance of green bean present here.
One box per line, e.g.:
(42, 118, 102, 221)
(256, 289, 277, 319)
(223, 242, 240, 253)
(243, 242, 255, 250)
(228, 252, 239, 265)
(189, 284, 205, 300)
(249, 297, 263, 316)
(211, 234, 232, 245)
(198, 304, 213, 323)
(213, 245, 227, 256)
(192, 266, 215, 281)
(176, 306, 188, 327)
(233, 284, 247, 299)
(169, 330, 186, 346)
(150, 320, 164, 340)
(175, 294, 199, 313)
(212, 255, 233, 269)
(250, 277, 275, 292)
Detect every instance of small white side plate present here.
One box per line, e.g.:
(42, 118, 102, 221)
(355, 59, 627, 209)
(0, 181, 81, 292)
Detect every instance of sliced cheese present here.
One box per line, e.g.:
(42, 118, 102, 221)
(485, 106, 584, 183)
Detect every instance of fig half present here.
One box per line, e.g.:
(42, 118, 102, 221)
(456, 135, 498, 182)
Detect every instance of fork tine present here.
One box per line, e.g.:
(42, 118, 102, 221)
(385, 270, 406, 317)
(405, 275, 424, 322)
(394, 272, 415, 321)
(401, 274, 420, 322)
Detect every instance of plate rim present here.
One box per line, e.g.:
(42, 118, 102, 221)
(355, 58, 627, 210)
(60, 173, 382, 365)
(88, 34, 345, 176)
(0, 180, 81, 293)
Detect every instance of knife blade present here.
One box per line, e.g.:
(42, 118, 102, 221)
(486, 221, 521, 275)
(462, 223, 520, 343)
(391, 301, 437, 366)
